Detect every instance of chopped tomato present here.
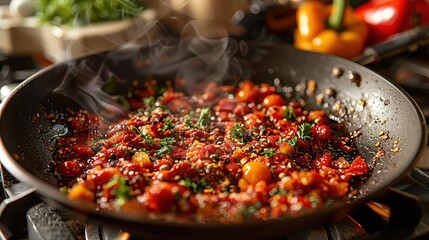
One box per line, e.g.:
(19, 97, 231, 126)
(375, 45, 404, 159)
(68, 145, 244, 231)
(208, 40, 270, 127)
(57, 160, 84, 178)
(262, 94, 285, 108)
(344, 156, 369, 181)
(145, 182, 188, 213)
(235, 80, 259, 102)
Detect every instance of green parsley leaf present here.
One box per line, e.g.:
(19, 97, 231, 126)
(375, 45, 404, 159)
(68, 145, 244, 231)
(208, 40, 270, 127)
(269, 187, 288, 197)
(288, 137, 298, 147)
(90, 137, 105, 152)
(162, 118, 175, 132)
(130, 126, 156, 146)
(155, 86, 167, 95)
(59, 186, 68, 195)
(129, 125, 142, 135)
(284, 106, 296, 121)
(184, 114, 193, 128)
(143, 135, 155, 146)
(37, 0, 144, 27)
(179, 178, 209, 193)
(105, 175, 132, 208)
(156, 137, 175, 157)
(297, 123, 312, 140)
(232, 123, 251, 143)
(195, 108, 211, 129)
(241, 201, 262, 220)
(143, 96, 155, 108)
(260, 149, 277, 158)
(287, 123, 313, 147)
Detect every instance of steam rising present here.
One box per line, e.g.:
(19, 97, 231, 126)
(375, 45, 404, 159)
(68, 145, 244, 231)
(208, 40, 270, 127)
(54, 19, 246, 124)
(54, 59, 129, 124)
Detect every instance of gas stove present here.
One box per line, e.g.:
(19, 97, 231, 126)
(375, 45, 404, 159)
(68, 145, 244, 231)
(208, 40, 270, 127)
(1, 46, 429, 239)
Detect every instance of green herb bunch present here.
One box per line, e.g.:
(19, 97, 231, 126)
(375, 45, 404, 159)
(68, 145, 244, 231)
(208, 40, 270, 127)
(37, 0, 144, 26)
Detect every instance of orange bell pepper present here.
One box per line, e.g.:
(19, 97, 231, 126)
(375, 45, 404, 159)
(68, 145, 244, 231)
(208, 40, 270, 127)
(294, 0, 368, 59)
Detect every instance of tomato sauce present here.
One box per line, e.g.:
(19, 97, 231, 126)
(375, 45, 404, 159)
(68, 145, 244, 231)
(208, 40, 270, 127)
(52, 80, 369, 223)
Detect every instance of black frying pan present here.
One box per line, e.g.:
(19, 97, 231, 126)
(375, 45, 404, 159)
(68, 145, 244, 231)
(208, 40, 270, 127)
(0, 41, 427, 239)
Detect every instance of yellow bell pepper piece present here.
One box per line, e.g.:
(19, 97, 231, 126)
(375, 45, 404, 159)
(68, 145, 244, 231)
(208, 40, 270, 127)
(294, 0, 368, 59)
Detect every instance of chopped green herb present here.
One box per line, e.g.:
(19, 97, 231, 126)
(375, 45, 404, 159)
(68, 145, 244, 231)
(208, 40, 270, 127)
(158, 137, 175, 147)
(241, 201, 262, 219)
(59, 186, 68, 194)
(162, 119, 175, 132)
(284, 106, 296, 121)
(309, 195, 320, 208)
(195, 108, 211, 129)
(105, 175, 132, 208)
(247, 202, 262, 214)
(297, 123, 312, 140)
(156, 137, 175, 157)
(210, 153, 220, 161)
(179, 178, 209, 193)
(143, 135, 155, 146)
(269, 187, 288, 197)
(143, 96, 155, 109)
(129, 125, 142, 135)
(288, 137, 298, 147)
(184, 114, 193, 128)
(155, 86, 167, 95)
(260, 149, 277, 158)
(130, 126, 156, 147)
(37, 0, 144, 26)
(90, 137, 105, 152)
(232, 123, 251, 143)
(287, 123, 313, 147)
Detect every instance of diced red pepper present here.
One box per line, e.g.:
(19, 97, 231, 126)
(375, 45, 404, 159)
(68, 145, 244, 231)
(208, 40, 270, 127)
(90, 168, 121, 186)
(169, 161, 198, 181)
(57, 160, 84, 178)
(235, 80, 259, 102)
(145, 182, 187, 213)
(226, 161, 241, 177)
(262, 94, 285, 108)
(72, 145, 94, 157)
(344, 156, 369, 181)
(311, 123, 332, 140)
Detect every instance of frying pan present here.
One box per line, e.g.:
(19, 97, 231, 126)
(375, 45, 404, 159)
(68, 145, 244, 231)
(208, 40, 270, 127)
(0, 41, 426, 239)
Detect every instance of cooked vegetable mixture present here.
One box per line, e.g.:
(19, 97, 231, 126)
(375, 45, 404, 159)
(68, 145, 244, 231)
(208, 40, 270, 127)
(52, 80, 369, 223)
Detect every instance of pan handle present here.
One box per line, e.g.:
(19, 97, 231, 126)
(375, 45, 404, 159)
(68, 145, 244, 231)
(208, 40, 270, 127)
(354, 25, 429, 65)
(410, 168, 429, 189)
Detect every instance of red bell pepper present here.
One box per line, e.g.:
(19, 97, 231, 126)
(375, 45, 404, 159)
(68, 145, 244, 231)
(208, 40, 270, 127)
(355, 0, 429, 44)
